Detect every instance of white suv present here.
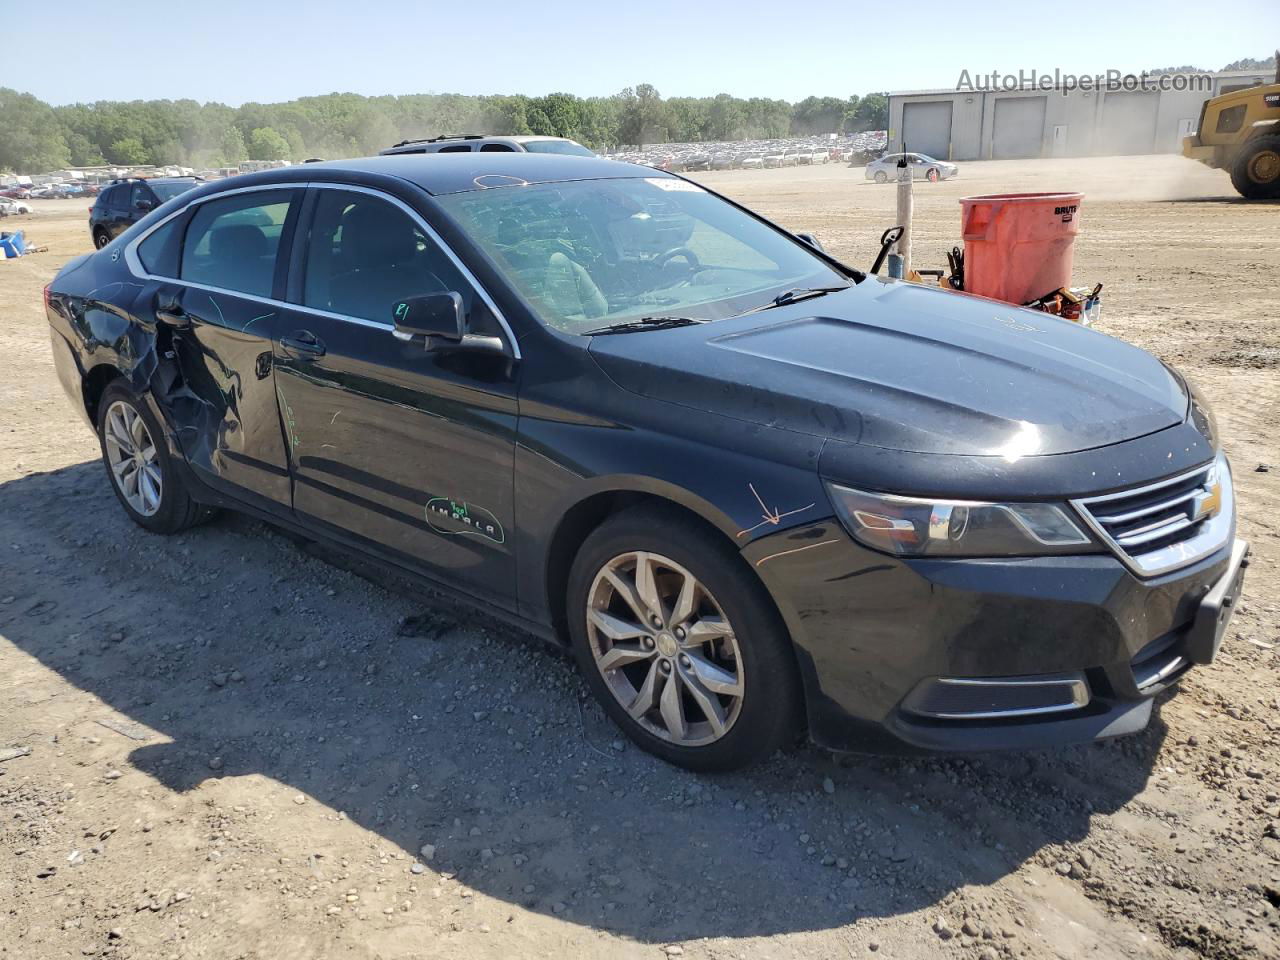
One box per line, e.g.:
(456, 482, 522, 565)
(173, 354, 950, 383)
(380, 135, 594, 157)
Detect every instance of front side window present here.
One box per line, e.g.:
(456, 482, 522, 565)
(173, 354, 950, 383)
(1215, 104, 1246, 134)
(180, 190, 294, 298)
(437, 176, 848, 334)
(301, 189, 489, 330)
(129, 183, 153, 210)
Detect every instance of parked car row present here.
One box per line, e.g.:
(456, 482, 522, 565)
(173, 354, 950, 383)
(611, 132, 888, 173)
(27, 182, 103, 199)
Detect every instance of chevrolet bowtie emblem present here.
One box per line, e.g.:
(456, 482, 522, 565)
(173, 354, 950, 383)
(1192, 478, 1223, 522)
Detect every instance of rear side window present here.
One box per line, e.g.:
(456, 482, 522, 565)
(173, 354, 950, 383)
(437, 144, 472, 153)
(479, 143, 516, 152)
(99, 185, 124, 208)
(181, 190, 295, 298)
(137, 216, 184, 276)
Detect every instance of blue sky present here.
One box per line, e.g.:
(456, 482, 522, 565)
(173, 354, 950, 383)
(6, 0, 1276, 105)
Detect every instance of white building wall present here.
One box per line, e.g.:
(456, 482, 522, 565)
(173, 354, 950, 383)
(888, 69, 1274, 161)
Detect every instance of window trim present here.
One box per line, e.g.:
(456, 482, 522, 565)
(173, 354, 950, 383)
(123, 180, 520, 359)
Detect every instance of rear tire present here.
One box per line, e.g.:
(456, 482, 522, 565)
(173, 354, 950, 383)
(873, 170, 888, 184)
(566, 505, 804, 772)
(1230, 135, 1280, 199)
(96, 382, 213, 534)
(93, 229, 110, 249)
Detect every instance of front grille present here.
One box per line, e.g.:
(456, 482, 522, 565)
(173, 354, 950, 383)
(1072, 455, 1233, 577)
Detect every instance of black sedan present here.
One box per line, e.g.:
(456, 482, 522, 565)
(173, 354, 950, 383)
(44, 154, 1248, 770)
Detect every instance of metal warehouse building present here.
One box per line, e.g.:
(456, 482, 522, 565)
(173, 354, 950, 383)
(887, 70, 1274, 161)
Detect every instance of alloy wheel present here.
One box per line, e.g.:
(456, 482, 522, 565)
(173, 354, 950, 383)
(103, 399, 163, 516)
(586, 551, 745, 747)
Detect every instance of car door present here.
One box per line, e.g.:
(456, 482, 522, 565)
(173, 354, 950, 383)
(274, 185, 519, 603)
(134, 186, 302, 510)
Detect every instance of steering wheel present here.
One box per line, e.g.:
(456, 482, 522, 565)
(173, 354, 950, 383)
(654, 246, 701, 271)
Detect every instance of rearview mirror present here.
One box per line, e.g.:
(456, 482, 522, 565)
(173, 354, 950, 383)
(392, 292, 464, 341)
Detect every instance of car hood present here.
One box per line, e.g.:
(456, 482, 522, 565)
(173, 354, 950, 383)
(587, 279, 1187, 457)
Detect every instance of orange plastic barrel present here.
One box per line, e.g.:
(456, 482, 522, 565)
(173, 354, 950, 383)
(959, 192, 1082, 305)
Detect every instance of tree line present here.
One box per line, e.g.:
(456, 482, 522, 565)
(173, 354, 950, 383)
(0, 85, 889, 174)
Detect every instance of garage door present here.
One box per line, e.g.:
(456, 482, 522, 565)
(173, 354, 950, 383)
(902, 101, 953, 160)
(991, 97, 1047, 159)
(1097, 91, 1159, 155)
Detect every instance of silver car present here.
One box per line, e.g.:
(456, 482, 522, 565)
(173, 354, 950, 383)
(865, 152, 958, 183)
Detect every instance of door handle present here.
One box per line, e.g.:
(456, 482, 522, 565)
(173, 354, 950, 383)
(281, 331, 326, 360)
(155, 300, 189, 328)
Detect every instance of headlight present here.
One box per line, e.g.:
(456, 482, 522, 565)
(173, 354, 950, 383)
(825, 483, 1096, 558)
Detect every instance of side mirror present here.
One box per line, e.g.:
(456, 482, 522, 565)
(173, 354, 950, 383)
(135, 199, 155, 212)
(391, 292, 508, 357)
(796, 232, 825, 253)
(392, 292, 465, 341)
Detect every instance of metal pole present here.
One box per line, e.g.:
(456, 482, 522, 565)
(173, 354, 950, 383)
(895, 156, 913, 276)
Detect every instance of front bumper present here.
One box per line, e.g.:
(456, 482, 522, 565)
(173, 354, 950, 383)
(744, 521, 1248, 754)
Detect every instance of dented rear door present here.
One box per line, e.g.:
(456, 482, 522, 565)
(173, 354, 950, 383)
(140, 187, 303, 510)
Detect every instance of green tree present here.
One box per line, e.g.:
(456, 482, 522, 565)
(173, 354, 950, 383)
(248, 127, 290, 160)
(0, 88, 70, 172)
(109, 137, 149, 165)
(219, 126, 247, 164)
(616, 84, 668, 147)
(851, 93, 888, 133)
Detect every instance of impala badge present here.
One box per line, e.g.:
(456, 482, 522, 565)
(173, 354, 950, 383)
(425, 497, 505, 544)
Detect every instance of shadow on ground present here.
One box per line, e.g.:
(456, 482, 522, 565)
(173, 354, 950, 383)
(0, 461, 1166, 942)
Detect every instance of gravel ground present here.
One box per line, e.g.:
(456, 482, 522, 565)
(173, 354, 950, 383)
(1, 155, 1278, 960)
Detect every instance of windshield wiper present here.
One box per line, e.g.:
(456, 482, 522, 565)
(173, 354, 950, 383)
(584, 316, 711, 336)
(739, 285, 850, 315)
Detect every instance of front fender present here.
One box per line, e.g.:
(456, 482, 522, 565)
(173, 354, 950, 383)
(515, 391, 833, 626)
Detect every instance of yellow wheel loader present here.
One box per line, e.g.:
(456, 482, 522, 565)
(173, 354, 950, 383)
(1182, 56, 1280, 199)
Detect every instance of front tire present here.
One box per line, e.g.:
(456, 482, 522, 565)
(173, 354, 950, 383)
(567, 506, 803, 772)
(1230, 136, 1280, 199)
(97, 383, 212, 534)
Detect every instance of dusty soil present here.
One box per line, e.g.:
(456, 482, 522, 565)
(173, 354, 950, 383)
(1, 155, 1278, 960)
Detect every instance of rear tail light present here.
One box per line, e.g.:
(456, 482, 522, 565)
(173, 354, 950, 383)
(43, 283, 52, 309)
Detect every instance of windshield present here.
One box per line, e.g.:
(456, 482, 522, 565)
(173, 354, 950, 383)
(150, 180, 199, 202)
(436, 177, 848, 334)
(522, 139, 595, 157)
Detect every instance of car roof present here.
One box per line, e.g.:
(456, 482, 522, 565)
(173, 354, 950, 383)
(224, 153, 666, 197)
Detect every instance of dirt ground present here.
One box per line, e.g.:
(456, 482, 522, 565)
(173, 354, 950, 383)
(1, 154, 1277, 960)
